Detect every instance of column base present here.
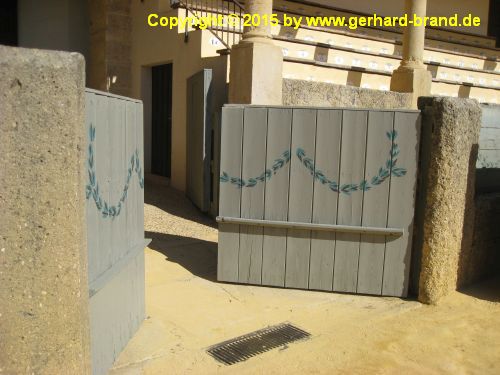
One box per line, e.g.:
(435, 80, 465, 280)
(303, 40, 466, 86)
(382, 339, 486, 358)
(390, 67, 432, 109)
(229, 41, 283, 105)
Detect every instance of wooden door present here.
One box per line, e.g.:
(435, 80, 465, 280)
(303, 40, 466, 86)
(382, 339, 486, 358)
(186, 69, 213, 212)
(151, 64, 172, 178)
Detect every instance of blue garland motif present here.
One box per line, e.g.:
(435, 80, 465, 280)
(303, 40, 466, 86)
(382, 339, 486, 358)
(86, 124, 145, 219)
(219, 130, 406, 195)
(219, 150, 291, 188)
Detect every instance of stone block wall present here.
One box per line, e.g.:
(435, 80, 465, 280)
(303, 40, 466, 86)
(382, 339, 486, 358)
(283, 79, 412, 109)
(0, 46, 90, 373)
(88, 0, 132, 96)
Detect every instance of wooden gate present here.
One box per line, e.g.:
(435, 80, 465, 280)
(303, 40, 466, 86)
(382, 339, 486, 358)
(186, 69, 213, 212)
(85, 89, 150, 375)
(476, 104, 500, 193)
(217, 105, 420, 297)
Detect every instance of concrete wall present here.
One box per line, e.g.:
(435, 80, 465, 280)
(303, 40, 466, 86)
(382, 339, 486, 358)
(413, 96, 482, 304)
(283, 79, 412, 108)
(0, 46, 90, 373)
(18, 0, 90, 76)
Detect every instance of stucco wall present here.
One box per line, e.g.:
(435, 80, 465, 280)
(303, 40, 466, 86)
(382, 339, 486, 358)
(283, 79, 412, 109)
(130, 3, 228, 191)
(17, 0, 90, 76)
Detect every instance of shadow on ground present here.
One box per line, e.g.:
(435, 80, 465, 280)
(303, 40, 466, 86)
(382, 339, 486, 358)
(146, 231, 218, 282)
(459, 275, 500, 303)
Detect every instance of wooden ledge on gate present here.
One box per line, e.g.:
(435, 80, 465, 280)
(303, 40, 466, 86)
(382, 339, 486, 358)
(216, 216, 404, 237)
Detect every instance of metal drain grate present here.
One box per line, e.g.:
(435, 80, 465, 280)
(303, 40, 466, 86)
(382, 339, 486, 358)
(206, 323, 310, 365)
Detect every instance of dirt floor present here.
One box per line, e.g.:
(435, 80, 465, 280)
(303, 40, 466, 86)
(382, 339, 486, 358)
(110, 178, 500, 375)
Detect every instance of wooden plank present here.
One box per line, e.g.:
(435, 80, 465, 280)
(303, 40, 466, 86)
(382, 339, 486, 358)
(89, 251, 144, 375)
(479, 127, 500, 150)
(238, 107, 268, 284)
(262, 108, 292, 287)
(217, 107, 244, 282)
(93, 94, 112, 283)
(136, 101, 145, 243)
(309, 110, 341, 291)
(477, 149, 500, 168)
(285, 108, 317, 289)
(108, 97, 124, 263)
(186, 70, 212, 212)
(125, 101, 139, 249)
(383, 112, 420, 297)
(211, 108, 223, 217)
(357, 111, 394, 295)
(85, 92, 100, 284)
(481, 105, 500, 128)
(333, 110, 368, 293)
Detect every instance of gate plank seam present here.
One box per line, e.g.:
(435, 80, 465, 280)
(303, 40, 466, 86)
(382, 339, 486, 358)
(380, 112, 396, 295)
(307, 112, 319, 289)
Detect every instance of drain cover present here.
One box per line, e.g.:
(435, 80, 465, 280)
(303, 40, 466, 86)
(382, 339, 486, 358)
(207, 323, 310, 365)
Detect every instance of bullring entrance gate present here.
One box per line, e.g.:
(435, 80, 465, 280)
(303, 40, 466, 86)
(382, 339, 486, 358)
(85, 89, 149, 375)
(217, 105, 420, 297)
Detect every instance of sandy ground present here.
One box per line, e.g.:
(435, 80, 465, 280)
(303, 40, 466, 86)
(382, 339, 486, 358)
(110, 178, 500, 375)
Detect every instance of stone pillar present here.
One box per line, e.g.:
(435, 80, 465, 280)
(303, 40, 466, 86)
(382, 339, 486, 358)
(0, 46, 91, 373)
(88, 0, 132, 97)
(390, 0, 432, 108)
(229, 0, 283, 104)
(414, 97, 482, 304)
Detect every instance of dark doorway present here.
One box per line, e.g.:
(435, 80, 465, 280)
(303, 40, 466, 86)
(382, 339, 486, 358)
(0, 0, 18, 46)
(489, 0, 500, 46)
(151, 64, 173, 178)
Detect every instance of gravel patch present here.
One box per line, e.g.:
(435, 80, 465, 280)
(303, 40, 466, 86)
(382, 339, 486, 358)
(144, 176, 217, 243)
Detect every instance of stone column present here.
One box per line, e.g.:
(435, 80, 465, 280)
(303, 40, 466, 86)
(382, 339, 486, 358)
(0, 46, 91, 373)
(414, 97, 481, 304)
(390, 0, 432, 108)
(229, 0, 283, 104)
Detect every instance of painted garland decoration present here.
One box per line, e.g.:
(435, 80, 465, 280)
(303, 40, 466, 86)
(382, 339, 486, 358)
(86, 124, 145, 219)
(219, 150, 291, 188)
(220, 130, 406, 194)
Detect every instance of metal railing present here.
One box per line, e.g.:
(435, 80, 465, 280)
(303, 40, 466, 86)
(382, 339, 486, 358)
(173, 0, 244, 51)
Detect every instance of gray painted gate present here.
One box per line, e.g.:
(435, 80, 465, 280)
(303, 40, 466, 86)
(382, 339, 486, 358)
(217, 105, 420, 297)
(85, 89, 149, 375)
(476, 104, 500, 193)
(187, 69, 213, 212)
